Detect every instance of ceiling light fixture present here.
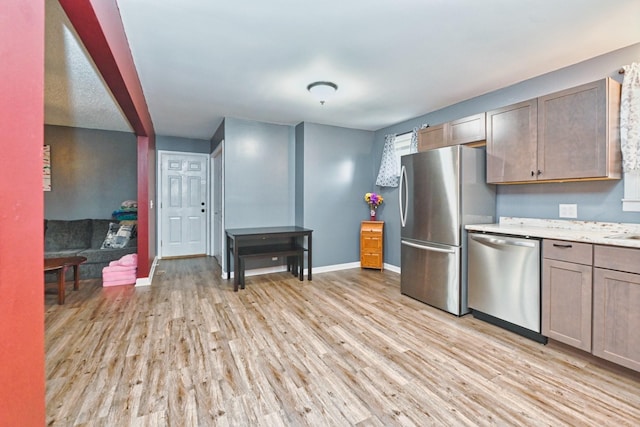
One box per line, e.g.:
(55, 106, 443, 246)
(307, 81, 338, 105)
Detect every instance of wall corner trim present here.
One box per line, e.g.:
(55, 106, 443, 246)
(135, 256, 158, 287)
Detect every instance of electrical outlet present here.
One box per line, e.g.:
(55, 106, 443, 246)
(559, 204, 577, 218)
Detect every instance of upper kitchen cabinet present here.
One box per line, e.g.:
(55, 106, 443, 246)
(538, 79, 621, 181)
(486, 99, 538, 183)
(448, 113, 486, 145)
(418, 124, 447, 151)
(486, 78, 622, 184)
(418, 113, 486, 151)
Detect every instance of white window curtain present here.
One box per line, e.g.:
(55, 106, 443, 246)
(621, 63, 640, 171)
(410, 127, 419, 153)
(621, 62, 640, 211)
(376, 133, 399, 187)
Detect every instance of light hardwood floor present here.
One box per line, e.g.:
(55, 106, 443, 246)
(45, 257, 640, 426)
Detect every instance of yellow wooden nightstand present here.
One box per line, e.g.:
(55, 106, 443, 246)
(360, 221, 384, 271)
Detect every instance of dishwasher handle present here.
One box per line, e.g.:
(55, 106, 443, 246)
(469, 233, 537, 248)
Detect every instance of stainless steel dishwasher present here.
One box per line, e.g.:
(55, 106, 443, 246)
(467, 232, 546, 343)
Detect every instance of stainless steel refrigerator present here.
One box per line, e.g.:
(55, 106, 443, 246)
(399, 145, 495, 315)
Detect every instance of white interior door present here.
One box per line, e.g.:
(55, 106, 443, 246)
(212, 145, 223, 265)
(159, 152, 208, 258)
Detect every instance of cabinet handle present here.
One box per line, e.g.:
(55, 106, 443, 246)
(537, 170, 542, 176)
(553, 243, 572, 248)
(531, 170, 535, 177)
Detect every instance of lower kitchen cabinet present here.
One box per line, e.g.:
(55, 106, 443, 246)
(360, 221, 384, 270)
(541, 240, 593, 351)
(542, 259, 593, 351)
(592, 245, 640, 372)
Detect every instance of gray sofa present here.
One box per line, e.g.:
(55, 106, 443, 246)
(44, 219, 137, 279)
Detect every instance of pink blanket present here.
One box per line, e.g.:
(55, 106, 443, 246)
(105, 264, 137, 272)
(111, 253, 137, 266)
(103, 271, 136, 281)
(102, 254, 138, 286)
(103, 278, 136, 287)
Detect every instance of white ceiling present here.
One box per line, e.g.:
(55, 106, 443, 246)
(45, 0, 640, 140)
(45, 0, 132, 133)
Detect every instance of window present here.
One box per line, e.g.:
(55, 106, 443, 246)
(394, 131, 413, 170)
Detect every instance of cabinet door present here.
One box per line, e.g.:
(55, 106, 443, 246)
(361, 251, 382, 269)
(593, 268, 640, 372)
(361, 232, 382, 251)
(538, 79, 620, 180)
(448, 113, 486, 145)
(542, 259, 592, 351)
(418, 124, 447, 151)
(486, 99, 538, 183)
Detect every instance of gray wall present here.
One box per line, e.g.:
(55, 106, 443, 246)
(156, 135, 211, 153)
(221, 118, 375, 269)
(224, 117, 293, 228)
(294, 123, 305, 226)
(298, 123, 375, 267)
(44, 125, 137, 219)
(374, 42, 640, 267)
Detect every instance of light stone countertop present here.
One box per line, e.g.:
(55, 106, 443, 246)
(465, 217, 640, 249)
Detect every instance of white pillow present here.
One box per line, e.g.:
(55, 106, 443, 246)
(101, 223, 133, 249)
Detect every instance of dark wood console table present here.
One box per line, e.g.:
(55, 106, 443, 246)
(226, 226, 313, 291)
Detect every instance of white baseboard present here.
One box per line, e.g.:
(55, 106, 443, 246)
(384, 263, 400, 274)
(135, 256, 158, 287)
(311, 262, 360, 274)
(220, 261, 400, 279)
(222, 265, 288, 280)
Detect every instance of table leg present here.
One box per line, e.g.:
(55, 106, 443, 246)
(308, 233, 312, 281)
(73, 264, 80, 290)
(58, 266, 68, 305)
(233, 239, 240, 292)
(226, 234, 231, 280)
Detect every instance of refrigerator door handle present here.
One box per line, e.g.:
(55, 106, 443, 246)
(469, 233, 537, 248)
(399, 165, 408, 227)
(401, 240, 455, 254)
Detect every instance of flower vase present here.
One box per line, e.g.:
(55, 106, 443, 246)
(370, 209, 376, 221)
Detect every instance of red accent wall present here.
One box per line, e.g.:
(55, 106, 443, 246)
(0, 1, 46, 425)
(59, 0, 157, 275)
(137, 136, 156, 274)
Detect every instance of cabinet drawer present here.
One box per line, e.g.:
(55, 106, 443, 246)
(361, 222, 383, 233)
(594, 245, 640, 274)
(361, 234, 382, 250)
(361, 252, 382, 268)
(543, 239, 592, 264)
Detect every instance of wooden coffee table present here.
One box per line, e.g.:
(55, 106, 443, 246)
(44, 256, 87, 304)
